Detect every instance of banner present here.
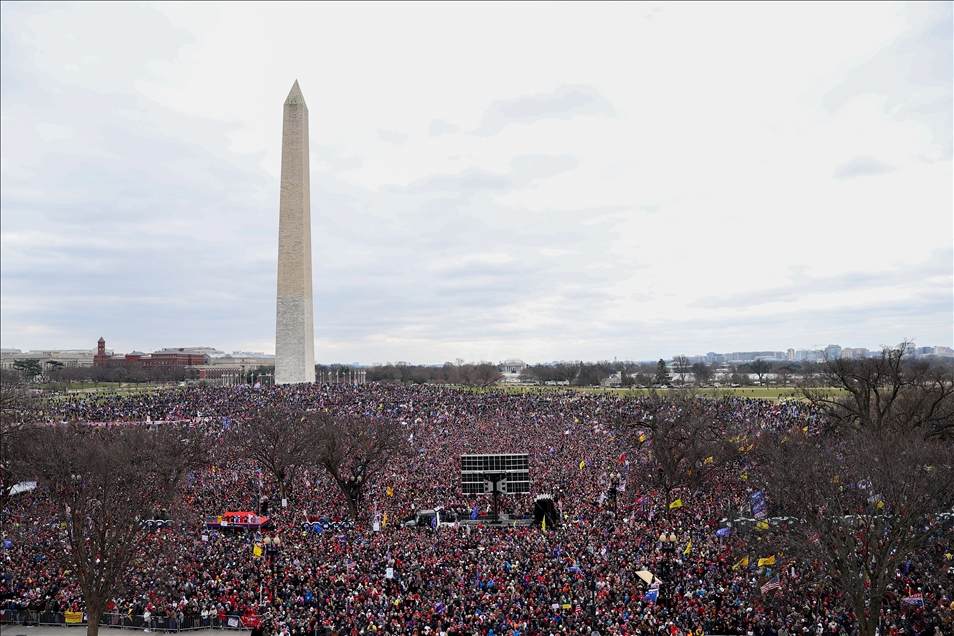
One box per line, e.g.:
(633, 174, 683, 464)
(750, 490, 767, 519)
(65, 611, 84, 624)
(901, 593, 923, 606)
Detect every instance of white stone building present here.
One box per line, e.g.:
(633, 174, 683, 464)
(498, 359, 528, 383)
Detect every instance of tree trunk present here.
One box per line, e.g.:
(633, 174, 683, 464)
(345, 493, 358, 520)
(86, 607, 103, 636)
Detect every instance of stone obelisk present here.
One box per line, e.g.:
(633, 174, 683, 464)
(275, 80, 315, 384)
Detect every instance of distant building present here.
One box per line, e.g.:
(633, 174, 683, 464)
(824, 345, 842, 361)
(1, 348, 97, 370)
(724, 351, 786, 362)
(842, 347, 870, 359)
(93, 338, 207, 369)
(795, 349, 822, 363)
(498, 359, 527, 383)
(601, 371, 623, 387)
(199, 351, 276, 378)
(705, 352, 725, 364)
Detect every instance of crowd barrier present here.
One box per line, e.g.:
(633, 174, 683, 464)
(0, 610, 262, 632)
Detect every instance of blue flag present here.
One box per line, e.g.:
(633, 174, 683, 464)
(643, 589, 658, 603)
(471, 505, 479, 520)
(716, 527, 731, 537)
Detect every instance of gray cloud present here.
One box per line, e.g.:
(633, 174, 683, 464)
(0, 9, 277, 353)
(376, 129, 408, 145)
(824, 2, 952, 158)
(399, 169, 513, 200)
(510, 154, 579, 187)
(832, 156, 896, 180)
(475, 84, 615, 136)
(428, 119, 458, 137)
(690, 247, 952, 310)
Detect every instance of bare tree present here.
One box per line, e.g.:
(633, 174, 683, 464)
(748, 358, 771, 385)
(474, 362, 502, 386)
(231, 403, 313, 503)
(18, 423, 207, 636)
(672, 356, 691, 384)
(746, 427, 954, 636)
(804, 342, 954, 439)
(0, 370, 38, 511)
(690, 362, 714, 387)
(550, 362, 579, 385)
(622, 395, 738, 502)
(311, 414, 405, 520)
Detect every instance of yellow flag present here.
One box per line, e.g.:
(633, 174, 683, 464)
(757, 556, 775, 567)
(386, 486, 393, 497)
(579, 460, 586, 470)
(669, 498, 683, 509)
(382, 514, 388, 527)
(253, 544, 263, 558)
(732, 556, 748, 570)
(756, 520, 769, 531)
(541, 517, 546, 532)
(703, 456, 713, 465)
(683, 539, 692, 555)
(638, 434, 646, 443)
(740, 472, 749, 480)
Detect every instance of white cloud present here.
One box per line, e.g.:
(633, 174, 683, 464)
(0, 2, 950, 362)
(35, 123, 73, 142)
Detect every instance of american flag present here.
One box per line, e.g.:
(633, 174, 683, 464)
(760, 576, 780, 594)
(901, 593, 923, 606)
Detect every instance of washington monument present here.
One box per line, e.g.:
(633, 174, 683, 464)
(275, 80, 315, 384)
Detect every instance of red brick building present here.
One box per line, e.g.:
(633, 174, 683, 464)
(93, 338, 207, 370)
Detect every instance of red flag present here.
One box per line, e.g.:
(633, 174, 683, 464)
(618, 453, 626, 463)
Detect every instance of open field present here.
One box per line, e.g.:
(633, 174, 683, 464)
(485, 384, 846, 400)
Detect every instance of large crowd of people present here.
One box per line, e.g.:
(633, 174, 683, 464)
(2, 384, 951, 636)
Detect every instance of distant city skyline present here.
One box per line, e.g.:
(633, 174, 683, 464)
(1, 3, 951, 362)
(3, 337, 951, 368)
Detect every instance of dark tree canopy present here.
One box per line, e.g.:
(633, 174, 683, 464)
(746, 427, 954, 636)
(621, 395, 739, 500)
(231, 402, 313, 503)
(17, 423, 207, 636)
(738, 342, 954, 636)
(310, 413, 405, 520)
(805, 343, 954, 439)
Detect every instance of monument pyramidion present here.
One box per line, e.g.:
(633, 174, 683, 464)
(275, 80, 315, 384)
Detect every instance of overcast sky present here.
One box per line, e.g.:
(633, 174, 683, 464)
(1, 2, 951, 364)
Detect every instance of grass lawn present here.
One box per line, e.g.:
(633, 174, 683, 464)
(489, 384, 844, 400)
